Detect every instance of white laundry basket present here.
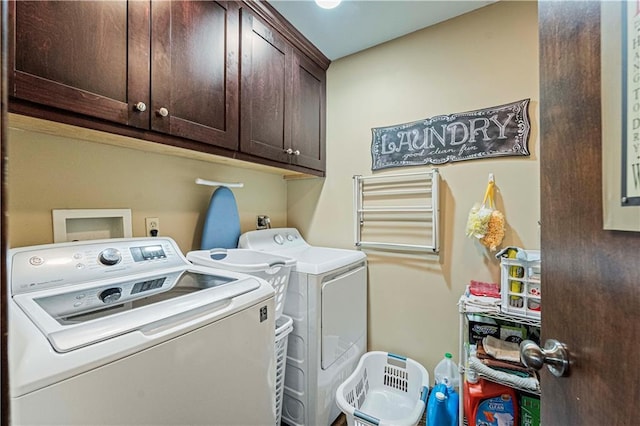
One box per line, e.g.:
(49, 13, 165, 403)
(187, 248, 295, 425)
(275, 314, 293, 425)
(186, 248, 295, 319)
(336, 351, 430, 426)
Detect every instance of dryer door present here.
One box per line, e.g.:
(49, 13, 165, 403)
(321, 264, 367, 370)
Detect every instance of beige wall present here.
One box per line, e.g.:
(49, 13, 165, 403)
(7, 118, 288, 253)
(288, 1, 539, 374)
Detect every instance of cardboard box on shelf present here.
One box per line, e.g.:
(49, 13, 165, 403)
(469, 318, 500, 344)
(500, 324, 528, 344)
(520, 394, 541, 426)
(468, 316, 536, 345)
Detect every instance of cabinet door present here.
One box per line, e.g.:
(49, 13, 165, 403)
(291, 51, 326, 172)
(239, 8, 292, 163)
(151, 1, 239, 150)
(9, 0, 150, 129)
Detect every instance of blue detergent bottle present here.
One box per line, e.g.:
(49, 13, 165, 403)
(446, 386, 459, 426)
(426, 384, 451, 426)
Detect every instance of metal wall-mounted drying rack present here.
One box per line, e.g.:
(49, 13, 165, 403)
(353, 169, 440, 253)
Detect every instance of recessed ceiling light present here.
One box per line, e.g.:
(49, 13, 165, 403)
(315, 0, 341, 10)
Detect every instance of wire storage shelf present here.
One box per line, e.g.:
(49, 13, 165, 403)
(457, 293, 541, 426)
(353, 169, 440, 254)
(464, 309, 541, 328)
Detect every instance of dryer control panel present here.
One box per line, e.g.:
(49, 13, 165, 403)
(239, 228, 308, 251)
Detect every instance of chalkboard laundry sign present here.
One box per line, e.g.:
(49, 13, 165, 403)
(371, 99, 531, 170)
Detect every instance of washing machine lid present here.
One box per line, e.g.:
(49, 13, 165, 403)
(13, 266, 263, 353)
(8, 237, 271, 353)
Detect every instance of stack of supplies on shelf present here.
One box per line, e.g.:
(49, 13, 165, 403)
(466, 336, 540, 393)
(467, 358, 539, 392)
(478, 336, 530, 374)
(462, 280, 501, 313)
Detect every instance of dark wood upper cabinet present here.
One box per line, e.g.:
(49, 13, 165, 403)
(151, 1, 239, 150)
(239, 8, 292, 164)
(290, 50, 326, 171)
(9, 0, 328, 175)
(10, 0, 238, 149)
(240, 7, 325, 172)
(10, 0, 151, 129)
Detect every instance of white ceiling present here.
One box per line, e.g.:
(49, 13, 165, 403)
(268, 0, 497, 61)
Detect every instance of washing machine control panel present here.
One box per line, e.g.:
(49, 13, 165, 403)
(98, 248, 122, 266)
(10, 237, 187, 295)
(99, 287, 123, 303)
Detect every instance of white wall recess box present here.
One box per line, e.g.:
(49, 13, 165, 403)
(52, 209, 133, 242)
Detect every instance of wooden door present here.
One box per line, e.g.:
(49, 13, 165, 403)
(151, 0, 239, 150)
(539, 1, 640, 425)
(291, 50, 326, 172)
(239, 7, 292, 164)
(1, 0, 8, 422)
(9, 0, 150, 129)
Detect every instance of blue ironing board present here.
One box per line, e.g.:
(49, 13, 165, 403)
(200, 186, 241, 250)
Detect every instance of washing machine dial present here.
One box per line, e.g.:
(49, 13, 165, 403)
(98, 248, 122, 266)
(99, 287, 122, 304)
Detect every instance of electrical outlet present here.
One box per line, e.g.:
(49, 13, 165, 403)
(145, 217, 159, 237)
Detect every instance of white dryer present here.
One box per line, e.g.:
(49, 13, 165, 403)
(8, 237, 276, 425)
(239, 228, 367, 426)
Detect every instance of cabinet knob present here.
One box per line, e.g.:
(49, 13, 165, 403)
(134, 102, 147, 112)
(293, 150, 300, 156)
(520, 339, 571, 377)
(157, 107, 169, 117)
(284, 148, 293, 155)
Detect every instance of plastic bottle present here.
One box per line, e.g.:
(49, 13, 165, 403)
(445, 386, 459, 426)
(434, 353, 460, 390)
(463, 370, 479, 423)
(426, 384, 451, 426)
(464, 378, 518, 426)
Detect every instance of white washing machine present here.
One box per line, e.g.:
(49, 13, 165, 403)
(239, 228, 367, 426)
(8, 237, 276, 426)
